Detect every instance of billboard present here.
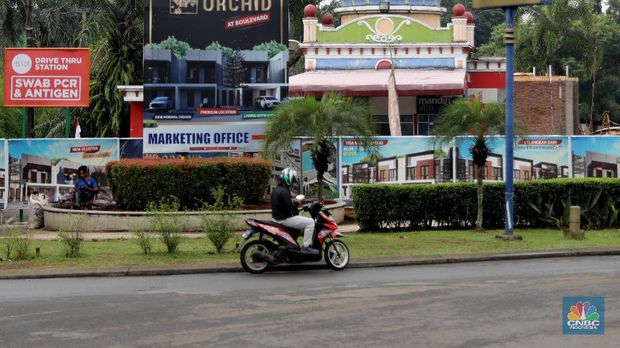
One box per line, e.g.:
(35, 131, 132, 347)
(3, 48, 90, 107)
(340, 137, 452, 200)
(301, 139, 339, 200)
(455, 136, 570, 181)
(572, 136, 620, 178)
(143, 121, 266, 153)
(143, 0, 288, 154)
(8, 139, 119, 202)
(0, 140, 7, 208)
(473, 0, 552, 8)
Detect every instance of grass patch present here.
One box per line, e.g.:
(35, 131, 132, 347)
(1, 229, 619, 273)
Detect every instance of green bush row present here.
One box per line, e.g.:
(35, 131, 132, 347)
(352, 179, 620, 231)
(107, 158, 271, 210)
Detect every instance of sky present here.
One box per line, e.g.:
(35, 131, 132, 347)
(9, 139, 119, 165)
(572, 136, 620, 158)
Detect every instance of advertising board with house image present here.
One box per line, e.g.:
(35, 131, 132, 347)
(7, 139, 119, 203)
(572, 136, 620, 178)
(340, 137, 452, 200)
(455, 136, 570, 181)
(0, 140, 7, 208)
(301, 139, 339, 200)
(143, 0, 288, 156)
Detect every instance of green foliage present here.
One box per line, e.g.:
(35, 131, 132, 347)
(146, 36, 191, 59)
(143, 120, 158, 128)
(202, 215, 235, 253)
(57, 214, 85, 257)
(206, 41, 233, 60)
(1, 229, 32, 261)
(133, 230, 156, 255)
(353, 179, 620, 231)
(264, 93, 376, 199)
(107, 158, 271, 211)
(253, 41, 288, 58)
(147, 196, 184, 254)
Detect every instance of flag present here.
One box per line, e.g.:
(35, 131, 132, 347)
(75, 119, 81, 138)
(387, 69, 402, 136)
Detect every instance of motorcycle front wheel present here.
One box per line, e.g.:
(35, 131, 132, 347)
(240, 240, 273, 274)
(324, 240, 350, 271)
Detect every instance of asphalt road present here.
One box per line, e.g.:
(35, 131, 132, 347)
(1, 257, 619, 348)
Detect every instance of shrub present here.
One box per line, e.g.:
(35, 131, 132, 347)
(203, 216, 235, 253)
(57, 214, 85, 257)
(148, 196, 185, 253)
(353, 179, 620, 231)
(201, 186, 244, 253)
(58, 231, 84, 257)
(0, 229, 32, 261)
(133, 230, 156, 255)
(107, 158, 271, 210)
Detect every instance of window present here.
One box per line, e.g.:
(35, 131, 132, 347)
(417, 115, 437, 135)
(513, 170, 520, 180)
(524, 171, 530, 180)
(374, 115, 414, 135)
(187, 63, 200, 83)
(421, 166, 429, 180)
(187, 92, 195, 108)
(407, 166, 417, 180)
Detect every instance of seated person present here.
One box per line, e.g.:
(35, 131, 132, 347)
(74, 166, 99, 204)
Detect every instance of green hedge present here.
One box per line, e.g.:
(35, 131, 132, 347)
(352, 179, 620, 231)
(107, 158, 272, 210)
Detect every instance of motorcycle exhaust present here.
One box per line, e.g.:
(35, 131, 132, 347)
(251, 250, 275, 264)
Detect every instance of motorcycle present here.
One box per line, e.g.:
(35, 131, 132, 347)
(238, 196, 350, 274)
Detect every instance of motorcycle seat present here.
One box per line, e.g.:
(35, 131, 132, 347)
(253, 219, 301, 234)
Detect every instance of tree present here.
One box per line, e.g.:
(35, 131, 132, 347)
(264, 93, 376, 200)
(224, 50, 246, 88)
(433, 98, 507, 231)
(440, 0, 504, 47)
(77, 0, 143, 137)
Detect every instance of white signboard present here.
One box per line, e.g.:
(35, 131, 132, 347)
(143, 122, 267, 153)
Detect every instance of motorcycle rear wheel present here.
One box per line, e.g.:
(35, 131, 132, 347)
(324, 240, 350, 271)
(240, 240, 273, 274)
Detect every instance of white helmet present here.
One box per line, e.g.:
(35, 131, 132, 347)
(280, 167, 299, 187)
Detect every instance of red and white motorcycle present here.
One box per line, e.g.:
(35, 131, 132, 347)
(238, 197, 349, 274)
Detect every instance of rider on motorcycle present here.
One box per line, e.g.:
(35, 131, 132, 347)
(271, 168, 318, 255)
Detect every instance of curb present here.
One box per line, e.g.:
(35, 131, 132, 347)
(2, 248, 620, 280)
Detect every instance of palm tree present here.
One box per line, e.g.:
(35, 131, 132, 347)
(432, 98, 507, 231)
(264, 93, 376, 200)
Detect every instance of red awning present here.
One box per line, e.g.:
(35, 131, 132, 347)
(290, 69, 466, 97)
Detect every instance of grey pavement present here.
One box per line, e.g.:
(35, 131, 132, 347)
(1, 256, 619, 347)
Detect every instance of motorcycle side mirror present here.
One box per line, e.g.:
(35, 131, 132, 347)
(296, 194, 305, 201)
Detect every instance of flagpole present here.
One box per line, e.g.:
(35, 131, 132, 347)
(65, 109, 71, 138)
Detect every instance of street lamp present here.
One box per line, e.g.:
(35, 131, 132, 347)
(379, 1, 390, 13)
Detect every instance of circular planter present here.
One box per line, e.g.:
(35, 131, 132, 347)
(42, 201, 347, 232)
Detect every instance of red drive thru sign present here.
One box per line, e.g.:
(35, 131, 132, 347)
(3, 48, 90, 107)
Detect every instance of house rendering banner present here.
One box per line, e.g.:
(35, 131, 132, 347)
(143, 0, 289, 154)
(0, 140, 7, 208)
(473, 0, 552, 8)
(7, 139, 119, 202)
(3, 48, 90, 107)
